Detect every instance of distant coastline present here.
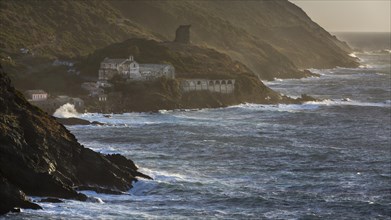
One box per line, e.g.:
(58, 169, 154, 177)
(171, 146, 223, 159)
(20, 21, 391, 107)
(333, 32, 391, 51)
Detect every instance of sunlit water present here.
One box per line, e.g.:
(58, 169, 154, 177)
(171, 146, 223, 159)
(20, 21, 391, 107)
(5, 51, 391, 219)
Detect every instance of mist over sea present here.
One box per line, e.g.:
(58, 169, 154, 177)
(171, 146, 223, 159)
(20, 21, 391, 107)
(334, 32, 391, 52)
(7, 33, 390, 219)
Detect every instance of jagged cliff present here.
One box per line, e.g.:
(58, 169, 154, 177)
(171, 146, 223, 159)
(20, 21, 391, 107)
(0, 65, 150, 214)
(1, 0, 357, 81)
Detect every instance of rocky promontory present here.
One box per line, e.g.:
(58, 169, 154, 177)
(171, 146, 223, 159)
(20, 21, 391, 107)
(0, 65, 150, 215)
(80, 38, 313, 113)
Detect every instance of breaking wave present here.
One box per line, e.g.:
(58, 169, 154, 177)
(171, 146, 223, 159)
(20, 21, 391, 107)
(53, 103, 80, 118)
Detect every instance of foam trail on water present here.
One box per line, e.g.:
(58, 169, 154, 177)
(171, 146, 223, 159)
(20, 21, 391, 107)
(53, 103, 80, 118)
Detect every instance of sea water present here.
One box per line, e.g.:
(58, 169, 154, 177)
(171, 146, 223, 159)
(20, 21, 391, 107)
(4, 35, 391, 219)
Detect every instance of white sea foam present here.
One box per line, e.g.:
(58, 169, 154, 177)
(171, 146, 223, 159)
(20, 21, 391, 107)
(228, 99, 390, 113)
(304, 99, 391, 107)
(128, 168, 205, 198)
(129, 179, 156, 196)
(306, 68, 331, 76)
(79, 112, 160, 126)
(86, 196, 105, 204)
(264, 210, 299, 219)
(139, 168, 197, 183)
(53, 103, 79, 118)
(359, 64, 373, 69)
(85, 145, 121, 154)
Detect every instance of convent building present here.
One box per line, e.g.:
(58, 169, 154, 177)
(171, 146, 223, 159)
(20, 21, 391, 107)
(98, 56, 175, 85)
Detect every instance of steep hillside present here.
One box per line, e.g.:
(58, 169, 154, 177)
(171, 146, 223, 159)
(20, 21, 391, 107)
(0, 65, 150, 214)
(0, 0, 157, 58)
(1, 0, 357, 81)
(110, 0, 358, 79)
(80, 38, 254, 79)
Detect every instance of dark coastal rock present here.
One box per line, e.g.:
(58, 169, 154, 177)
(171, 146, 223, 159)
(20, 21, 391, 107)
(105, 154, 153, 180)
(0, 174, 42, 215)
(76, 186, 124, 195)
(0, 65, 148, 214)
(174, 25, 191, 44)
(296, 94, 318, 102)
(55, 117, 104, 126)
(39, 198, 63, 203)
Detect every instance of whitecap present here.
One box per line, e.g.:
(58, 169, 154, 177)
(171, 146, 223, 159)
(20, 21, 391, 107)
(305, 99, 391, 107)
(359, 64, 373, 69)
(264, 210, 299, 219)
(139, 168, 194, 183)
(129, 179, 156, 196)
(87, 196, 105, 204)
(53, 103, 80, 118)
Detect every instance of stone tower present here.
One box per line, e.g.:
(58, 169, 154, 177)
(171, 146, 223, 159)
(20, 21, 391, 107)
(174, 25, 191, 44)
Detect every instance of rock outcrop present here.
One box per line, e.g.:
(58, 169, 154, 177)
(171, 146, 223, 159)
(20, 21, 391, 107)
(0, 174, 42, 215)
(55, 117, 104, 126)
(79, 38, 295, 113)
(174, 25, 191, 44)
(0, 64, 150, 215)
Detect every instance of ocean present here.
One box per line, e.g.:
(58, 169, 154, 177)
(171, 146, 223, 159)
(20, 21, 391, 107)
(4, 33, 391, 219)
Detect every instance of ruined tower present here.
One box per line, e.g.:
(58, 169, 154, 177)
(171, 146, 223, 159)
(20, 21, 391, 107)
(174, 25, 191, 44)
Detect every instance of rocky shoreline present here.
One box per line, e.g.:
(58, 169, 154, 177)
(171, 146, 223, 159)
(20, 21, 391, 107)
(0, 66, 151, 215)
(86, 93, 318, 114)
(55, 117, 104, 126)
(0, 63, 317, 215)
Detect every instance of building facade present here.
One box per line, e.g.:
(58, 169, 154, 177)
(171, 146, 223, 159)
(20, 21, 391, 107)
(181, 79, 236, 94)
(98, 56, 175, 83)
(25, 90, 48, 101)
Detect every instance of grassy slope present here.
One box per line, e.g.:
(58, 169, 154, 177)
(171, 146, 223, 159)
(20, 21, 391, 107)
(0, 0, 158, 95)
(0, 0, 156, 58)
(110, 0, 358, 79)
(1, 0, 357, 82)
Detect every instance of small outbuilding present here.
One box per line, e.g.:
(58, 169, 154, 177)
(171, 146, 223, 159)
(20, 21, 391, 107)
(25, 90, 48, 101)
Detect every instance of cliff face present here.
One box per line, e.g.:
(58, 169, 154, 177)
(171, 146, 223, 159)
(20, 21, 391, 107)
(1, 0, 357, 81)
(0, 65, 149, 214)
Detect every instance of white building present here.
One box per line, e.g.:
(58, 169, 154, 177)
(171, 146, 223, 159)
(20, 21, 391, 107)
(98, 56, 175, 83)
(98, 94, 107, 102)
(181, 79, 236, 94)
(24, 90, 48, 101)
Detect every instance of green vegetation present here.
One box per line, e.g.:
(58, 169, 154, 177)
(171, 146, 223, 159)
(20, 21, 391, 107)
(0, 0, 155, 58)
(1, 0, 357, 82)
(110, 0, 358, 79)
(0, 0, 345, 111)
(78, 38, 252, 79)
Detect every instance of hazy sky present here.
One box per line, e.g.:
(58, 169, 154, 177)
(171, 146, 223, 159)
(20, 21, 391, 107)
(290, 0, 391, 32)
